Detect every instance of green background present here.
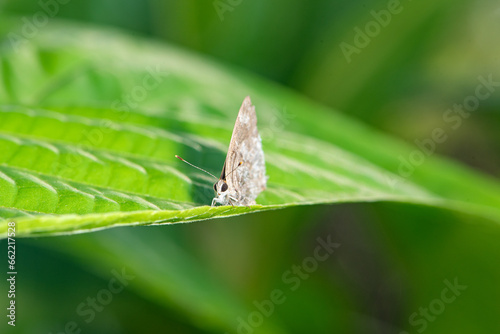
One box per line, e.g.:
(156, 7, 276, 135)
(1, 0, 500, 333)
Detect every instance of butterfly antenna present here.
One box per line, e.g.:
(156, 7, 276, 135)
(175, 155, 218, 180)
(225, 162, 243, 177)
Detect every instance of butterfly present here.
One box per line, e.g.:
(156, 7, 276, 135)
(176, 96, 267, 206)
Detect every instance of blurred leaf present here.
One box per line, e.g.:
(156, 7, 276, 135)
(40, 227, 287, 334)
(0, 17, 500, 238)
(296, 0, 458, 117)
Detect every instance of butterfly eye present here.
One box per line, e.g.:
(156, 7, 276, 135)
(213, 183, 217, 192)
(221, 183, 228, 192)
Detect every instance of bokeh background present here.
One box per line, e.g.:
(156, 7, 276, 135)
(1, 0, 500, 333)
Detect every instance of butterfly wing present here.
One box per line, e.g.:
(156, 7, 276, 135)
(223, 96, 267, 205)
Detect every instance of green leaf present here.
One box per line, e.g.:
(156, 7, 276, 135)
(0, 17, 499, 238)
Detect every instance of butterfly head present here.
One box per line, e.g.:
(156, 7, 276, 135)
(213, 179, 229, 197)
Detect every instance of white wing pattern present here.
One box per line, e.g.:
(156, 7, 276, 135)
(213, 96, 267, 206)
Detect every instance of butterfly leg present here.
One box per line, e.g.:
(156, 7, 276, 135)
(228, 196, 239, 207)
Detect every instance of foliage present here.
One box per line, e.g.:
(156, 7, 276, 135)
(0, 18, 500, 239)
